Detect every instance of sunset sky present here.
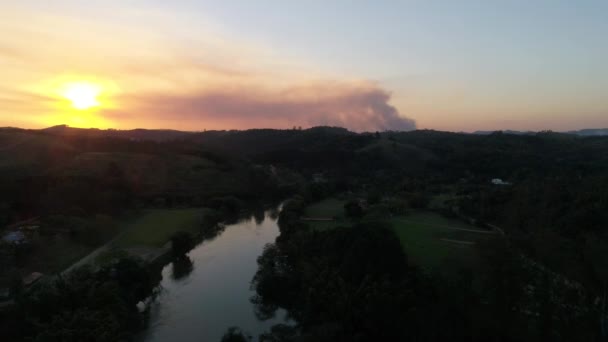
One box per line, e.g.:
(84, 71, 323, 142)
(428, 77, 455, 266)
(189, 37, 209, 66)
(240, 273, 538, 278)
(1, 0, 606, 132)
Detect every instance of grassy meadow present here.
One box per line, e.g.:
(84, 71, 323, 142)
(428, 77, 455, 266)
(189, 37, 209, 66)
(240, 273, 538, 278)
(114, 208, 202, 248)
(389, 212, 495, 269)
(302, 198, 497, 270)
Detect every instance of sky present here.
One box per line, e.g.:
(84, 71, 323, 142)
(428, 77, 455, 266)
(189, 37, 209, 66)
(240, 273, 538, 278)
(0, 0, 607, 132)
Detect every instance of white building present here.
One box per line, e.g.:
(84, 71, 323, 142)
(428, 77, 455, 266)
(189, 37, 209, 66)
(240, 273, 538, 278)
(491, 178, 511, 186)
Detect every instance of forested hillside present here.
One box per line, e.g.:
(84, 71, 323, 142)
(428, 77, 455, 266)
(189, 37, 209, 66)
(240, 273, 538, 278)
(2, 126, 608, 341)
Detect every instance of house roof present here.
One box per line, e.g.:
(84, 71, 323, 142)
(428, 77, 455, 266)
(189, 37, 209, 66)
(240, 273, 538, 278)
(2, 231, 27, 244)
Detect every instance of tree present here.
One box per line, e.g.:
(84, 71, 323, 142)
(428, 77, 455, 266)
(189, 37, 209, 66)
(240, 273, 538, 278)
(171, 256, 194, 280)
(170, 231, 195, 256)
(221, 327, 251, 342)
(408, 192, 429, 209)
(8, 271, 23, 297)
(251, 223, 427, 341)
(344, 200, 363, 218)
(259, 324, 298, 342)
(11, 257, 159, 341)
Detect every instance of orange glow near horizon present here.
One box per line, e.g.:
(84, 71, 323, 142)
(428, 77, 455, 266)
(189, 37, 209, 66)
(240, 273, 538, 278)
(41, 108, 114, 130)
(30, 77, 120, 129)
(2, 2, 608, 132)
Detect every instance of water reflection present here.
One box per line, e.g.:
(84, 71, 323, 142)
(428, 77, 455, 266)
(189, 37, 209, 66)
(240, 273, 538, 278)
(141, 207, 286, 342)
(267, 207, 280, 221)
(253, 208, 265, 225)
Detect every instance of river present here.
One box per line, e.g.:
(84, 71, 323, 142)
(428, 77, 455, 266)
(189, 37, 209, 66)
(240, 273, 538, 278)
(140, 208, 287, 342)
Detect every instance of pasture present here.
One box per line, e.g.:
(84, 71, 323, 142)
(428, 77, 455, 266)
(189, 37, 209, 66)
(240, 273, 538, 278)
(302, 197, 351, 230)
(389, 212, 495, 269)
(115, 208, 202, 248)
(302, 198, 497, 270)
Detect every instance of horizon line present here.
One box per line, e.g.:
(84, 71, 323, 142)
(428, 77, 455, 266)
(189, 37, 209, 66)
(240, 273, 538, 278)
(2, 124, 608, 135)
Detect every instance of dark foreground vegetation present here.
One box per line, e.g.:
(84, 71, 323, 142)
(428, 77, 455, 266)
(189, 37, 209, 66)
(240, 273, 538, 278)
(0, 257, 159, 341)
(1, 125, 608, 341)
(246, 197, 596, 341)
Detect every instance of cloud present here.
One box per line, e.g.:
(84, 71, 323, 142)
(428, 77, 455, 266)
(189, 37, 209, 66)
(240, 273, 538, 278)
(0, 3, 415, 132)
(111, 82, 416, 132)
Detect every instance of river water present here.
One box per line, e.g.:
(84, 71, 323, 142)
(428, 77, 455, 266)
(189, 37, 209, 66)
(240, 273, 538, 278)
(141, 208, 286, 342)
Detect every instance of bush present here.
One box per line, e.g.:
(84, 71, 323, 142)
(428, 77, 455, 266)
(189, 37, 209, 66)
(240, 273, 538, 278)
(408, 192, 430, 209)
(344, 200, 364, 218)
(170, 231, 195, 256)
(221, 327, 251, 342)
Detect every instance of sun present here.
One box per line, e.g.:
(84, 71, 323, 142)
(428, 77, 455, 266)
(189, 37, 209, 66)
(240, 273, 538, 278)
(61, 82, 101, 110)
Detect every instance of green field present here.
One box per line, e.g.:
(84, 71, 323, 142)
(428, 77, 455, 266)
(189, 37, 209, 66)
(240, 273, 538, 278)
(115, 208, 202, 248)
(390, 212, 495, 269)
(304, 198, 346, 218)
(302, 198, 496, 270)
(302, 198, 352, 230)
(8, 208, 203, 284)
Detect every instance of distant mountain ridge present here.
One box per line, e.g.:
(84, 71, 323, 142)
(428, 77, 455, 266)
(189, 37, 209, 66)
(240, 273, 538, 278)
(3, 125, 608, 143)
(567, 128, 608, 136)
(41, 124, 192, 141)
(473, 128, 608, 136)
(472, 130, 534, 136)
(34, 125, 353, 143)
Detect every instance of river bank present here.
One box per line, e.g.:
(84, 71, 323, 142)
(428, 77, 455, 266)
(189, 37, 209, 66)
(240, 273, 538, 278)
(140, 206, 287, 342)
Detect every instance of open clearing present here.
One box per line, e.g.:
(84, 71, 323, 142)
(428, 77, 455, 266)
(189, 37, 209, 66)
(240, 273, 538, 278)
(303, 198, 346, 218)
(114, 208, 202, 248)
(302, 198, 351, 230)
(303, 198, 496, 270)
(390, 212, 495, 269)
(62, 208, 202, 273)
